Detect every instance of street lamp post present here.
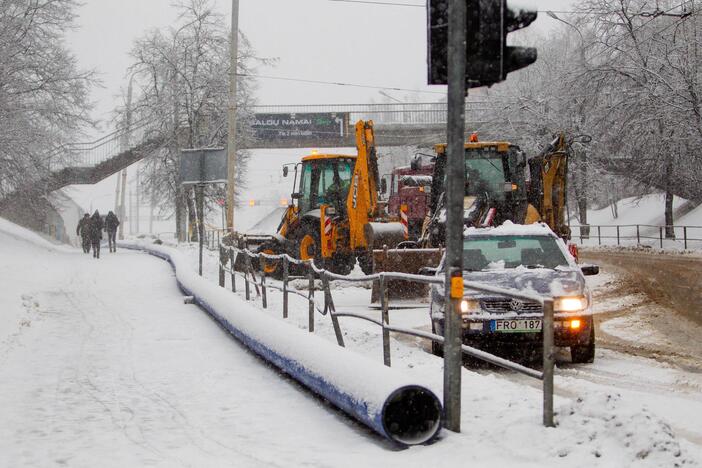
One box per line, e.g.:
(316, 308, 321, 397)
(226, 0, 240, 233)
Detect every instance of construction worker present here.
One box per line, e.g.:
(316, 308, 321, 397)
(104, 211, 120, 253)
(76, 213, 91, 254)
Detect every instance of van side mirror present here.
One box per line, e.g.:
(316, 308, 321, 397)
(380, 178, 387, 194)
(580, 264, 599, 276)
(410, 156, 420, 171)
(283, 166, 289, 177)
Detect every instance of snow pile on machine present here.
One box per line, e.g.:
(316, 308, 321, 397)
(121, 240, 442, 446)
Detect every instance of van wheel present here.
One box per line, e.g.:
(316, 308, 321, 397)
(571, 327, 596, 364)
(430, 322, 443, 357)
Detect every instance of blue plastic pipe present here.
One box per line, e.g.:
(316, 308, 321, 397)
(122, 242, 442, 446)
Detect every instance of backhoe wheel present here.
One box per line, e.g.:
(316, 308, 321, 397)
(327, 254, 354, 276)
(258, 242, 283, 279)
(356, 253, 374, 276)
(296, 225, 322, 271)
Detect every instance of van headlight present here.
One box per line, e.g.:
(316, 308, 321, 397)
(460, 299, 480, 315)
(554, 295, 588, 312)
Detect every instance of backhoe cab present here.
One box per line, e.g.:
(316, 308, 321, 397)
(418, 134, 570, 248)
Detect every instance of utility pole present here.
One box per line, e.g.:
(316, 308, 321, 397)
(114, 175, 121, 215)
(136, 170, 140, 234)
(118, 74, 135, 240)
(119, 169, 127, 239)
(443, 0, 467, 433)
(226, 0, 240, 233)
(129, 188, 134, 235)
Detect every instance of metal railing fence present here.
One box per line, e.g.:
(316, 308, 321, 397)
(570, 224, 702, 250)
(217, 241, 558, 428)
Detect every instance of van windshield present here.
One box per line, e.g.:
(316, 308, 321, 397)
(463, 235, 568, 271)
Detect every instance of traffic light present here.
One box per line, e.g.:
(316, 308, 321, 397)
(428, 0, 538, 88)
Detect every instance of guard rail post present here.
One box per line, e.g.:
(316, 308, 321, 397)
(308, 264, 315, 332)
(597, 226, 601, 245)
(218, 246, 225, 287)
(616, 225, 620, 246)
(244, 253, 251, 301)
(260, 261, 268, 309)
(380, 275, 391, 367)
(283, 256, 289, 319)
(322, 273, 345, 347)
(542, 298, 555, 428)
(684, 227, 688, 250)
(230, 248, 237, 293)
(636, 225, 640, 245)
(659, 226, 663, 248)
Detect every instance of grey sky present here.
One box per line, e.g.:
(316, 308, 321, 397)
(67, 0, 576, 127)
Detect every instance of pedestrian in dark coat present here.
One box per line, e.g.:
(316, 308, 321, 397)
(76, 213, 91, 253)
(89, 210, 104, 259)
(104, 211, 120, 253)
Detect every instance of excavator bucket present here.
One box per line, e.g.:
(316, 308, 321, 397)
(370, 247, 443, 303)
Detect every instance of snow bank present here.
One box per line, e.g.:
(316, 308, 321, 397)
(0, 217, 75, 253)
(120, 240, 442, 446)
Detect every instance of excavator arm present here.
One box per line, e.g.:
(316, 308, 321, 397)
(528, 133, 570, 239)
(347, 120, 383, 249)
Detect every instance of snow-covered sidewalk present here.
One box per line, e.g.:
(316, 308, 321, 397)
(0, 228, 423, 467)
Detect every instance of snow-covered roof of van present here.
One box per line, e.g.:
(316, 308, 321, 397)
(464, 221, 556, 237)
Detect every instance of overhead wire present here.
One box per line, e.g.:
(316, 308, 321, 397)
(236, 72, 447, 95)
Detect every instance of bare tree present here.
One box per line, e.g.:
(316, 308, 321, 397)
(462, 0, 702, 235)
(115, 0, 266, 240)
(0, 0, 94, 200)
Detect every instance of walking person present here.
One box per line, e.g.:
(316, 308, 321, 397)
(89, 210, 104, 259)
(104, 211, 120, 253)
(76, 213, 91, 254)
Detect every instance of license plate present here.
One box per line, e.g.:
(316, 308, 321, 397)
(490, 319, 542, 333)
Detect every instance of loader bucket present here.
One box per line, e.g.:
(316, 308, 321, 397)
(227, 233, 274, 272)
(371, 248, 443, 303)
(365, 222, 407, 252)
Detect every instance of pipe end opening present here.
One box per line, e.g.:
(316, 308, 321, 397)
(382, 385, 442, 445)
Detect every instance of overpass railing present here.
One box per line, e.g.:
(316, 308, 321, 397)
(47, 117, 163, 171)
(251, 102, 499, 126)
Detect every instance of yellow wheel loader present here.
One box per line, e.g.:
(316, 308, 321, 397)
(256, 120, 407, 277)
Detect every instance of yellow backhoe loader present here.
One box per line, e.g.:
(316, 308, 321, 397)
(371, 133, 573, 298)
(256, 120, 406, 277)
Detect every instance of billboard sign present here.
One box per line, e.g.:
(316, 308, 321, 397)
(252, 112, 349, 144)
(180, 148, 227, 185)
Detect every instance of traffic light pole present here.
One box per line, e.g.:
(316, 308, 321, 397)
(443, 0, 467, 433)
